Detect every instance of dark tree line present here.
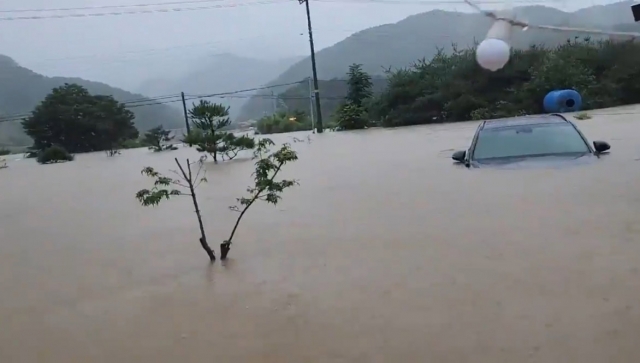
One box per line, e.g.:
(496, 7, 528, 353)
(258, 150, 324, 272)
(374, 37, 640, 127)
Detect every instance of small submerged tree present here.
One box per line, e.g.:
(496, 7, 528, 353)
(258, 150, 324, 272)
(36, 145, 74, 164)
(143, 125, 178, 152)
(105, 147, 121, 157)
(135, 138, 298, 262)
(183, 100, 255, 163)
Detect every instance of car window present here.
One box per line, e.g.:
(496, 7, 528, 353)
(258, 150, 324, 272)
(472, 123, 590, 160)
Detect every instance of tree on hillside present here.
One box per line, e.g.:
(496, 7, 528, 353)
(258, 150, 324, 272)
(183, 100, 255, 163)
(21, 83, 138, 153)
(143, 125, 178, 152)
(346, 63, 373, 107)
(335, 64, 373, 130)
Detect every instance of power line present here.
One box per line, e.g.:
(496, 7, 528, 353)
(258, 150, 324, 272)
(0, 93, 183, 121)
(186, 81, 308, 98)
(17, 26, 357, 69)
(463, 0, 640, 38)
(0, 0, 578, 21)
(129, 81, 309, 107)
(121, 94, 183, 104)
(0, 0, 232, 13)
(0, 80, 307, 123)
(0, 0, 569, 14)
(0, 0, 289, 21)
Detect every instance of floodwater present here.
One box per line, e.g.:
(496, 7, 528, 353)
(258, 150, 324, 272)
(2, 107, 640, 362)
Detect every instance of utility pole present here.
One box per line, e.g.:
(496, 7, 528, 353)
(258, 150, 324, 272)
(270, 90, 277, 114)
(308, 77, 316, 133)
(181, 92, 190, 134)
(299, 0, 323, 133)
(181, 92, 191, 146)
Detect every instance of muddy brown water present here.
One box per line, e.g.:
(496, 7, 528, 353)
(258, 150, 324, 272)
(2, 109, 640, 362)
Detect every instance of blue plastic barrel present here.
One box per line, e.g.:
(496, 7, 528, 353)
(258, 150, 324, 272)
(543, 89, 582, 113)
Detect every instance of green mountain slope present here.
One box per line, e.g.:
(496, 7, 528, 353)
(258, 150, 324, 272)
(0, 55, 184, 147)
(238, 1, 637, 121)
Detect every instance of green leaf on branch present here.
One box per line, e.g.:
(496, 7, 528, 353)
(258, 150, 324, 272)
(136, 188, 183, 206)
(136, 158, 207, 207)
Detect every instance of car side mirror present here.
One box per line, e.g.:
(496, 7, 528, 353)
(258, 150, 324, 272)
(593, 140, 610, 153)
(452, 150, 466, 163)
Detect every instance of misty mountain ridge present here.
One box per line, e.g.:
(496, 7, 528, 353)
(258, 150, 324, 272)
(0, 54, 183, 147)
(237, 0, 638, 121)
(136, 53, 304, 119)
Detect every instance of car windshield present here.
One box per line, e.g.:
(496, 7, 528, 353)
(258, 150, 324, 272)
(472, 123, 590, 160)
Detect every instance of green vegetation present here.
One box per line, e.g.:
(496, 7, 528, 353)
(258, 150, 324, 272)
(21, 84, 139, 154)
(183, 100, 255, 163)
(143, 126, 178, 152)
(374, 38, 640, 127)
(0, 54, 182, 147)
(36, 145, 74, 164)
(256, 110, 312, 134)
(0, 148, 9, 156)
(136, 138, 298, 262)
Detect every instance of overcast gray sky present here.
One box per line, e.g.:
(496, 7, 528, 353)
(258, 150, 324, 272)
(0, 0, 617, 90)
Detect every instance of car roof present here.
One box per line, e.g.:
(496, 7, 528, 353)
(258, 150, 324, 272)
(480, 114, 569, 130)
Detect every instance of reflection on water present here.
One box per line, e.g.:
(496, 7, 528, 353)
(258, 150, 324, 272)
(2, 112, 640, 362)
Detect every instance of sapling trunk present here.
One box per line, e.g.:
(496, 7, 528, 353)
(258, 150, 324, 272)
(221, 163, 284, 260)
(221, 198, 256, 260)
(175, 158, 215, 262)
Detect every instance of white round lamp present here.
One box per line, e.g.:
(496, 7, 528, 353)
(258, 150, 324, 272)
(476, 10, 513, 72)
(476, 38, 511, 71)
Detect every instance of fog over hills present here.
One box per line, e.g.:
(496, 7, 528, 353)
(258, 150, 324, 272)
(135, 53, 304, 119)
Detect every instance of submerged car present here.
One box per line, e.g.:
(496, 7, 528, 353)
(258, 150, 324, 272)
(452, 114, 610, 168)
